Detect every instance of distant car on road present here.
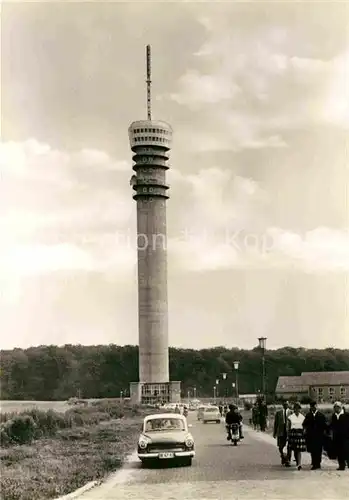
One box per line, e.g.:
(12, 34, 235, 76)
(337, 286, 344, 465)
(197, 405, 207, 421)
(137, 413, 195, 466)
(202, 405, 221, 424)
(67, 397, 88, 407)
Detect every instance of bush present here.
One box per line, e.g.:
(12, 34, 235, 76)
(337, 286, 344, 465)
(2, 416, 36, 445)
(0, 401, 148, 449)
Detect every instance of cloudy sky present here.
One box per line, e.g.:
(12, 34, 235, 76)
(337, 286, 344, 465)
(1, 1, 348, 351)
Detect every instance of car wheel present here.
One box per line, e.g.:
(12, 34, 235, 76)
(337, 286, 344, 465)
(203, 420, 207, 424)
(183, 457, 192, 466)
(216, 420, 220, 423)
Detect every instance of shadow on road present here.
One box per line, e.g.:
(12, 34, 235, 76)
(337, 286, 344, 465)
(123, 460, 190, 470)
(205, 443, 237, 447)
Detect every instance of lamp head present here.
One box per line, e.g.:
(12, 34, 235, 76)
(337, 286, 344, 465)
(258, 337, 267, 350)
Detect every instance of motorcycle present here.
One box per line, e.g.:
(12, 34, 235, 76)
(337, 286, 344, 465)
(226, 423, 240, 446)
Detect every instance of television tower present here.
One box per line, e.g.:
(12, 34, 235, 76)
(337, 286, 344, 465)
(128, 46, 181, 405)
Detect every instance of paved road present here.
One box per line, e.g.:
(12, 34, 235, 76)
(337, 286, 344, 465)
(78, 414, 348, 500)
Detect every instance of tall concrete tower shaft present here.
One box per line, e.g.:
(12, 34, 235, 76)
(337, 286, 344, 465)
(128, 46, 181, 404)
(129, 122, 171, 383)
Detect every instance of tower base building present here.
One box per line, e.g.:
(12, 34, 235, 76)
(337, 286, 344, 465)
(130, 381, 181, 405)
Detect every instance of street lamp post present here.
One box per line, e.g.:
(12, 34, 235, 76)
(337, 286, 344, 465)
(215, 379, 219, 399)
(222, 373, 227, 403)
(187, 389, 190, 405)
(193, 386, 197, 399)
(258, 337, 267, 399)
(233, 361, 240, 405)
(213, 386, 217, 403)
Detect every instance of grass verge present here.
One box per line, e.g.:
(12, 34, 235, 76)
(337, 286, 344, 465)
(0, 402, 159, 500)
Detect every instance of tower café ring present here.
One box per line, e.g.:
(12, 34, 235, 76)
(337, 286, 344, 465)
(128, 120, 173, 149)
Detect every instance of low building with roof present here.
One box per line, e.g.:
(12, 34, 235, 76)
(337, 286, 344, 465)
(275, 376, 310, 399)
(275, 371, 349, 402)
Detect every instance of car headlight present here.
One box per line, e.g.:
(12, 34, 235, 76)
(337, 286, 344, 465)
(185, 437, 194, 448)
(138, 436, 150, 449)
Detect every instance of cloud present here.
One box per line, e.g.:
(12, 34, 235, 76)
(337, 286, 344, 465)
(166, 13, 349, 155)
(0, 139, 133, 242)
(321, 51, 349, 129)
(0, 243, 94, 276)
(169, 227, 349, 274)
(1, 140, 347, 280)
(170, 70, 241, 105)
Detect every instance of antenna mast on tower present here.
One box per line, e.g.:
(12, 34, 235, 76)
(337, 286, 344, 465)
(146, 45, 152, 121)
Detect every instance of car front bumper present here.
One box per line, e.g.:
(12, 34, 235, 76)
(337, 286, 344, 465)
(138, 450, 195, 459)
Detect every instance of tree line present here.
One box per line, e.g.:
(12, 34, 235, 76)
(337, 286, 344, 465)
(1, 345, 348, 401)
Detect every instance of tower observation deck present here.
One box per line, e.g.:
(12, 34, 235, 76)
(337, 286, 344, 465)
(128, 119, 172, 200)
(128, 46, 180, 405)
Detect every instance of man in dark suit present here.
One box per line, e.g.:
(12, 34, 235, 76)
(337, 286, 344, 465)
(330, 401, 349, 470)
(259, 400, 268, 432)
(303, 401, 328, 470)
(273, 400, 292, 466)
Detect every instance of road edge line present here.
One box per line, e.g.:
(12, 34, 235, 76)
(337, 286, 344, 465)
(54, 481, 99, 500)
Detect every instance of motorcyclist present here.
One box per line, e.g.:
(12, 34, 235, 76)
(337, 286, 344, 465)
(183, 405, 188, 417)
(225, 404, 244, 440)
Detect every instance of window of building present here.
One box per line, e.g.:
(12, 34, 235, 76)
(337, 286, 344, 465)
(149, 187, 153, 193)
(329, 387, 335, 395)
(143, 188, 147, 192)
(318, 388, 323, 395)
(340, 387, 346, 395)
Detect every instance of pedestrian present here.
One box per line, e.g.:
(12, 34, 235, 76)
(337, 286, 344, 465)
(218, 403, 223, 417)
(302, 401, 328, 470)
(330, 401, 349, 471)
(174, 404, 181, 414)
(252, 403, 259, 430)
(259, 400, 268, 432)
(273, 400, 292, 466)
(286, 402, 306, 470)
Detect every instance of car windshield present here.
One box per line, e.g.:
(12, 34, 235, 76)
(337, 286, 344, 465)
(145, 418, 185, 432)
(205, 408, 218, 412)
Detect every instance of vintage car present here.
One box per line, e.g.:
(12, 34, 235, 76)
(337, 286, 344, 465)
(137, 413, 195, 466)
(202, 405, 221, 424)
(196, 405, 207, 421)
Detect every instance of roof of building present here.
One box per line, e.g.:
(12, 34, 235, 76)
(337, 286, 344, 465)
(275, 376, 309, 393)
(276, 371, 349, 393)
(301, 371, 349, 386)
